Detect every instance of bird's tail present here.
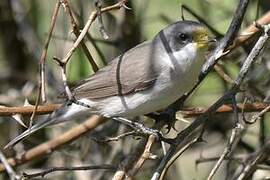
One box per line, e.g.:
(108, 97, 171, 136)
(5, 102, 91, 149)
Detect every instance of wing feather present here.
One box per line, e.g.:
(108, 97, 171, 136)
(72, 41, 159, 100)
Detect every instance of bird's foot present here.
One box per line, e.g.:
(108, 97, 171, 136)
(147, 108, 178, 133)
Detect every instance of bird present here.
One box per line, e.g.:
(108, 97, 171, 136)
(5, 20, 213, 148)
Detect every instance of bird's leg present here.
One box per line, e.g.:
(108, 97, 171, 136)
(197, 120, 207, 143)
(147, 107, 178, 133)
(67, 98, 92, 108)
(147, 96, 187, 133)
(111, 117, 175, 144)
(112, 117, 159, 136)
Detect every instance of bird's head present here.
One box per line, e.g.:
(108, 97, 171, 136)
(157, 20, 215, 54)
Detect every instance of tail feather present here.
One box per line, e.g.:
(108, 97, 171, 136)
(5, 102, 91, 149)
(4, 118, 53, 149)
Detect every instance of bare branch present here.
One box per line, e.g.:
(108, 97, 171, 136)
(22, 164, 116, 179)
(0, 104, 60, 116)
(61, 0, 99, 72)
(100, 131, 137, 142)
(60, 0, 128, 64)
(233, 140, 270, 180)
(30, 1, 61, 128)
(181, 102, 270, 117)
(0, 116, 106, 172)
(128, 135, 158, 176)
(207, 124, 243, 180)
(38, 1, 61, 103)
(0, 150, 20, 180)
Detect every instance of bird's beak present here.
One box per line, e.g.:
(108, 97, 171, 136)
(208, 38, 217, 43)
(193, 27, 217, 49)
(196, 36, 217, 49)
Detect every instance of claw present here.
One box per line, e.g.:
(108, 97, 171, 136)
(160, 108, 177, 133)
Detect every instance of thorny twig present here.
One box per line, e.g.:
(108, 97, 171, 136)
(22, 164, 116, 179)
(112, 120, 166, 180)
(156, 137, 199, 180)
(95, 0, 109, 39)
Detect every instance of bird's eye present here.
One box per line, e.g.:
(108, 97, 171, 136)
(177, 33, 188, 41)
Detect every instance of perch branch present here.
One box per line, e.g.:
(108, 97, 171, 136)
(0, 102, 269, 117)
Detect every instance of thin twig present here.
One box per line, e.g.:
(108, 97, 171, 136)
(214, 64, 234, 84)
(53, 57, 73, 100)
(95, 0, 109, 39)
(55, 0, 127, 101)
(233, 140, 270, 180)
(249, 105, 270, 122)
(181, 4, 223, 37)
(156, 137, 199, 180)
(181, 102, 270, 118)
(30, 1, 61, 127)
(22, 164, 116, 179)
(112, 121, 165, 180)
(0, 150, 20, 180)
(233, 11, 270, 49)
(128, 135, 158, 177)
(101, 131, 137, 142)
(61, 0, 99, 72)
(38, 1, 61, 103)
(60, 0, 127, 64)
(206, 96, 243, 180)
(206, 124, 243, 180)
(0, 116, 106, 171)
(196, 156, 244, 165)
(112, 136, 149, 180)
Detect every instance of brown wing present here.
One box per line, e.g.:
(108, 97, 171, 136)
(72, 41, 159, 100)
